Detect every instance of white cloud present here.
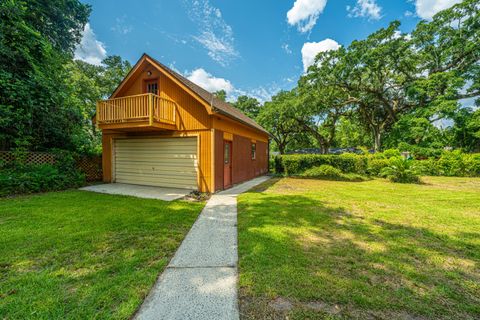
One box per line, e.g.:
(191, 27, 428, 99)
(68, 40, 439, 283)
(287, 0, 328, 33)
(186, 68, 293, 104)
(111, 16, 133, 35)
(414, 0, 462, 20)
(301, 39, 340, 72)
(187, 68, 234, 94)
(74, 23, 107, 66)
(347, 0, 382, 20)
(183, 0, 238, 66)
(282, 43, 292, 54)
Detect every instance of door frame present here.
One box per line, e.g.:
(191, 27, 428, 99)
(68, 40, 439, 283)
(223, 139, 233, 189)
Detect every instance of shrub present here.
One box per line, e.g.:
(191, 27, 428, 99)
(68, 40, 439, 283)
(367, 158, 391, 176)
(275, 151, 480, 178)
(464, 153, 480, 176)
(274, 155, 284, 174)
(437, 150, 465, 177)
(336, 153, 368, 174)
(373, 149, 401, 159)
(380, 157, 421, 184)
(281, 153, 367, 175)
(301, 165, 367, 182)
(397, 143, 443, 159)
(413, 159, 439, 176)
(0, 164, 85, 197)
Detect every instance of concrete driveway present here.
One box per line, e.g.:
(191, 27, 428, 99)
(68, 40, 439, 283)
(80, 183, 190, 201)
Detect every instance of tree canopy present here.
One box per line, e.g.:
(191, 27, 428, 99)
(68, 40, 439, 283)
(247, 0, 480, 154)
(0, 0, 130, 154)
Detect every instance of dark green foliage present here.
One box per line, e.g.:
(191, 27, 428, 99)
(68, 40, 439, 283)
(280, 153, 368, 175)
(214, 90, 227, 101)
(380, 158, 421, 184)
(274, 155, 284, 174)
(0, 149, 86, 196)
(301, 165, 367, 182)
(0, 0, 130, 154)
(233, 95, 261, 119)
(0, 0, 91, 151)
(0, 164, 85, 196)
(397, 143, 443, 159)
(367, 158, 391, 176)
(276, 151, 480, 178)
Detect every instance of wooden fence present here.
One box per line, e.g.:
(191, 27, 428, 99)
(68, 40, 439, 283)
(0, 151, 102, 182)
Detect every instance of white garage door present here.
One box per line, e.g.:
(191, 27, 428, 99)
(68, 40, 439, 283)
(114, 137, 198, 190)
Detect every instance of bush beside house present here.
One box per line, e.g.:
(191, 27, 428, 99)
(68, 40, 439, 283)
(0, 150, 87, 197)
(275, 150, 480, 182)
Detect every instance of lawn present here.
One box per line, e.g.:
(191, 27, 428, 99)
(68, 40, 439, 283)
(238, 177, 480, 319)
(0, 190, 204, 319)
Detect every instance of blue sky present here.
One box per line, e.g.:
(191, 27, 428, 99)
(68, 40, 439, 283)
(75, 0, 462, 102)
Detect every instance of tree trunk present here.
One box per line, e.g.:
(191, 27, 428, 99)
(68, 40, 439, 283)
(373, 129, 382, 152)
(278, 144, 286, 155)
(313, 136, 329, 154)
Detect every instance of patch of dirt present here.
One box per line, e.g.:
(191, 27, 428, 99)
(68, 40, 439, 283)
(269, 297, 293, 312)
(239, 291, 433, 320)
(304, 301, 341, 315)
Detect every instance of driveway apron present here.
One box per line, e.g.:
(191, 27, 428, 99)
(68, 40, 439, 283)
(134, 176, 271, 320)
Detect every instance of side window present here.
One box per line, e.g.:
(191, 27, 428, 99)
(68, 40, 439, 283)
(224, 143, 230, 164)
(251, 143, 256, 160)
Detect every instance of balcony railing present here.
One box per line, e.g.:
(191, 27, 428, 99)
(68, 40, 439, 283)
(96, 93, 176, 126)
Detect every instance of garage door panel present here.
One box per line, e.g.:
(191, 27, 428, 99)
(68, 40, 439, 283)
(115, 163, 196, 171)
(114, 137, 198, 190)
(115, 155, 196, 160)
(115, 145, 198, 152)
(115, 142, 197, 149)
(116, 167, 196, 175)
(115, 172, 197, 181)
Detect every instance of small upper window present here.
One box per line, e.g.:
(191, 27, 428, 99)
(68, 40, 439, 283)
(145, 80, 158, 95)
(251, 143, 256, 160)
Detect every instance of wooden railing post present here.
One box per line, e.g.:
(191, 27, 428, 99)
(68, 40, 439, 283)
(149, 93, 153, 126)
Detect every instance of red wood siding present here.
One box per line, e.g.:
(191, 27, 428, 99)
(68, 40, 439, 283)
(214, 131, 268, 191)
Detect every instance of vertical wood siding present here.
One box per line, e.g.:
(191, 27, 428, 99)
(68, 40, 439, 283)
(214, 130, 268, 191)
(213, 115, 269, 142)
(116, 62, 211, 131)
(101, 59, 268, 193)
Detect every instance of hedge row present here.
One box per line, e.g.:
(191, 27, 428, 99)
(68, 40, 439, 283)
(0, 150, 86, 197)
(275, 151, 480, 177)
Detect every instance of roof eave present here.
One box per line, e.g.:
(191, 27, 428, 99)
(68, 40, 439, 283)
(212, 107, 270, 137)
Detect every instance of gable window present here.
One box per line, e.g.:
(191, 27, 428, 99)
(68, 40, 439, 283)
(145, 80, 158, 95)
(251, 143, 256, 160)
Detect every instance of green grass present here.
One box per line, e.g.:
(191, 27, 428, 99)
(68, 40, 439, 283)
(0, 190, 204, 319)
(238, 177, 480, 319)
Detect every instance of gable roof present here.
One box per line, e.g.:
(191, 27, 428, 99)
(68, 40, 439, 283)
(112, 53, 269, 135)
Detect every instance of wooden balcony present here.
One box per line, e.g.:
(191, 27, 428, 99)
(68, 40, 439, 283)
(96, 93, 177, 131)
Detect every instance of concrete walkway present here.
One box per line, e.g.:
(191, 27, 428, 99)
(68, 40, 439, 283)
(134, 176, 271, 320)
